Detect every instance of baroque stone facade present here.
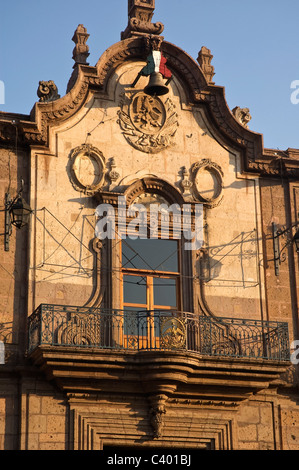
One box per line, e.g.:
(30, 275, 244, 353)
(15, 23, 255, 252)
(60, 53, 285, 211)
(0, 1, 299, 451)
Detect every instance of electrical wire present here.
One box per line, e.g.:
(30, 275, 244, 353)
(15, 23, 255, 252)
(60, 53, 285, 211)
(34, 207, 259, 288)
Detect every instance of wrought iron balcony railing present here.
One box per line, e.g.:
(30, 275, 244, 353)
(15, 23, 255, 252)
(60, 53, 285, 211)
(27, 304, 290, 362)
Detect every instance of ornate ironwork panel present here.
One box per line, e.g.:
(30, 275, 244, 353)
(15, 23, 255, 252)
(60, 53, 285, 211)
(27, 304, 290, 362)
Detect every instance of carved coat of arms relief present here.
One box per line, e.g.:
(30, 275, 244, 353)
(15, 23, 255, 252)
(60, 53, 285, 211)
(117, 91, 178, 154)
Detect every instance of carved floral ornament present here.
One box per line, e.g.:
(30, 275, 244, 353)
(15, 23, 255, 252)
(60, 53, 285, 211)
(118, 91, 178, 154)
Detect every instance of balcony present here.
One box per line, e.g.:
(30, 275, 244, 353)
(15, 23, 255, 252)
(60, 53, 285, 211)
(28, 304, 290, 360)
(27, 304, 291, 402)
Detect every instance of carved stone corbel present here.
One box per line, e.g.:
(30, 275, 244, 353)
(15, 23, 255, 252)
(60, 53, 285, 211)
(148, 394, 167, 439)
(144, 35, 163, 53)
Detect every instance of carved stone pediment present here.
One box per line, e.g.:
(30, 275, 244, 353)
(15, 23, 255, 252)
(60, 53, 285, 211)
(2, 35, 298, 178)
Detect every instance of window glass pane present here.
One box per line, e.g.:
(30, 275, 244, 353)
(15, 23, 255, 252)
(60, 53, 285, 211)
(122, 238, 178, 272)
(153, 278, 177, 307)
(123, 275, 147, 304)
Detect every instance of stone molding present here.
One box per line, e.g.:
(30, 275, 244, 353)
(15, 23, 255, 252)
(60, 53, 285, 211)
(69, 144, 107, 194)
(122, 177, 186, 206)
(69, 400, 235, 450)
(29, 346, 290, 405)
(191, 159, 224, 208)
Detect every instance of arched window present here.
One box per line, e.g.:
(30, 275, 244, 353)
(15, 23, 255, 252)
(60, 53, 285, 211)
(119, 190, 185, 349)
(95, 178, 200, 349)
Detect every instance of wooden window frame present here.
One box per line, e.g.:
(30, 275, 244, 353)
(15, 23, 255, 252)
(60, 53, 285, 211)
(120, 238, 182, 349)
(120, 238, 181, 312)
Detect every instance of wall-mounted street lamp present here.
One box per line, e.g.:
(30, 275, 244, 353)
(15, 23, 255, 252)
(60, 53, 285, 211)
(272, 222, 299, 276)
(4, 181, 32, 252)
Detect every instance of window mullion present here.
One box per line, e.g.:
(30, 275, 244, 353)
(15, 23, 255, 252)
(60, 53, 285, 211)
(147, 276, 154, 312)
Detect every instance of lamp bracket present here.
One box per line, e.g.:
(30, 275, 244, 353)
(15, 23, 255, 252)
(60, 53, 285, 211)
(272, 222, 299, 276)
(4, 179, 29, 252)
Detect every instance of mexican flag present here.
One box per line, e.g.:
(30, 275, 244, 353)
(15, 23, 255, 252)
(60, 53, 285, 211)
(140, 50, 172, 79)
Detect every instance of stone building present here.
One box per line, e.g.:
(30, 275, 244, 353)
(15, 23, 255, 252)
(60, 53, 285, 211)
(0, 0, 299, 451)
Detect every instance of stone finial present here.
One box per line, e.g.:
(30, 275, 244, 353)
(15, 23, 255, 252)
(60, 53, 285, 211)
(37, 80, 60, 103)
(232, 106, 252, 128)
(108, 157, 120, 190)
(197, 46, 215, 85)
(121, 0, 164, 39)
(72, 24, 90, 66)
(180, 166, 192, 198)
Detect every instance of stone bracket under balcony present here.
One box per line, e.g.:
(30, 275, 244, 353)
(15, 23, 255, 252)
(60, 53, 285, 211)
(28, 346, 290, 405)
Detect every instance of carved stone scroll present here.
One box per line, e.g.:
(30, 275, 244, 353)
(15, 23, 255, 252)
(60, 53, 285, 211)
(232, 106, 252, 128)
(122, 0, 164, 39)
(37, 80, 60, 103)
(84, 239, 106, 309)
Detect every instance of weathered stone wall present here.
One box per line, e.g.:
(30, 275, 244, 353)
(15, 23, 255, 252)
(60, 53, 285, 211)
(0, 376, 68, 451)
(0, 379, 19, 449)
(0, 146, 29, 362)
(2, 384, 299, 450)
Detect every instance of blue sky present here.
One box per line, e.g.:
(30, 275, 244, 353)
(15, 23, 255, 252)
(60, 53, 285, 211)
(1, 0, 299, 150)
